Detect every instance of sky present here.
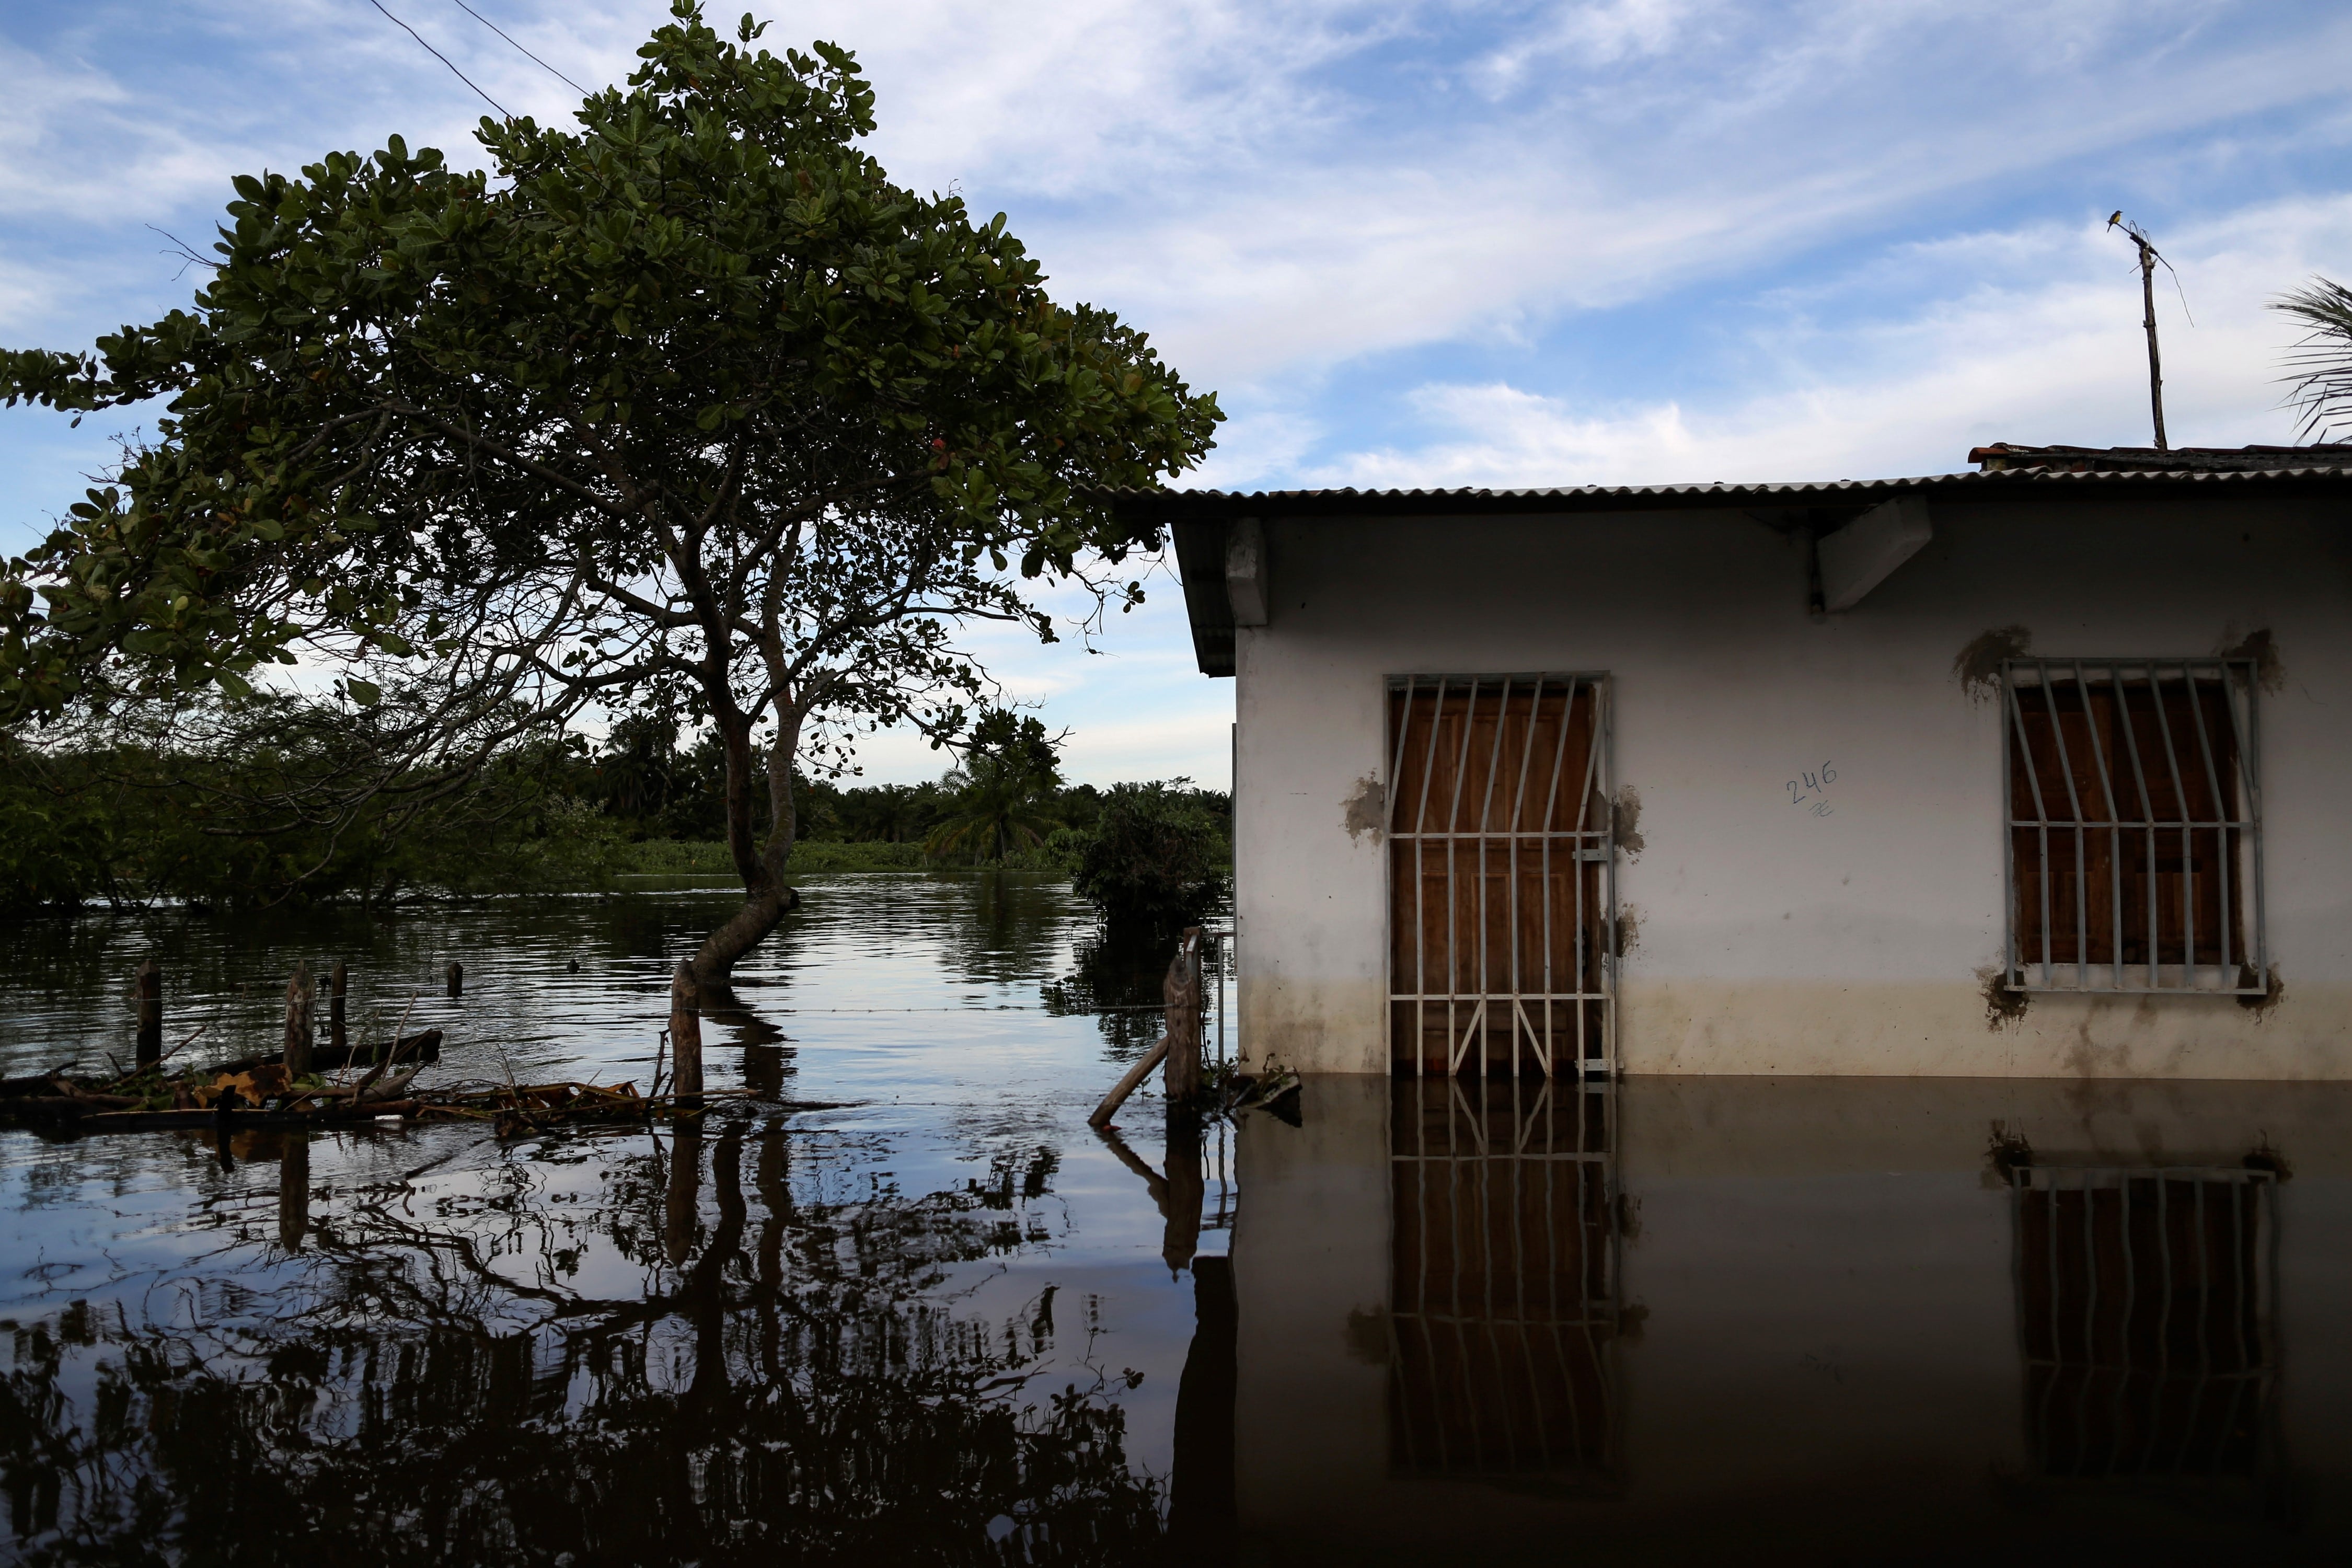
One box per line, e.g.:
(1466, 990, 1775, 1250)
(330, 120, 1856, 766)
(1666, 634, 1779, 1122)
(3, 0, 2348, 787)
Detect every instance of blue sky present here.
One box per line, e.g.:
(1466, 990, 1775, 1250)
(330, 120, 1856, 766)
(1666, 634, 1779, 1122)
(4, 0, 2348, 786)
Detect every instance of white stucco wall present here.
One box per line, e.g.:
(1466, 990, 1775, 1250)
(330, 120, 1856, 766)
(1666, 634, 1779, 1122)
(1231, 495, 2352, 1077)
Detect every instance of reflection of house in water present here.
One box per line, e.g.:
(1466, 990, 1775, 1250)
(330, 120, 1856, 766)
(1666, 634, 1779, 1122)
(1389, 1079, 1619, 1488)
(1227, 1077, 2352, 1564)
(2010, 1158, 2282, 1503)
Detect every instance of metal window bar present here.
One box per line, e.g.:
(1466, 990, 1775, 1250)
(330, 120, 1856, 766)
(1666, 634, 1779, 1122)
(2009, 1164, 2278, 1484)
(1387, 674, 1615, 1077)
(2001, 659, 2265, 995)
(1387, 1075, 1621, 1483)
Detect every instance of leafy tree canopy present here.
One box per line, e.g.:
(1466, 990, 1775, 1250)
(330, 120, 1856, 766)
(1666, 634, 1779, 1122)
(1069, 780, 1230, 931)
(0, 3, 1220, 978)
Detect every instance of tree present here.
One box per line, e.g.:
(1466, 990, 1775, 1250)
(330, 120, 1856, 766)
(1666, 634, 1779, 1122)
(1068, 780, 1229, 930)
(834, 781, 940, 843)
(591, 709, 684, 825)
(2273, 276, 2352, 440)
(0, 3, 1219, 983)
(924, 707, 1061, 862)
(0, 704, 620, 913)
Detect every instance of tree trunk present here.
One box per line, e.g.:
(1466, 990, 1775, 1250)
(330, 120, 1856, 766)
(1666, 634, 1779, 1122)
(691, 708, 801, 987)
(692, 885, 798, 989)
(717, 708, 766, 889)
(669, 959, 705, 1114)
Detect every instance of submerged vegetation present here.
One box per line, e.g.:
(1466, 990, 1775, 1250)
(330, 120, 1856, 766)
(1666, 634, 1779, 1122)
(1068, 784, 1231, 933)
(0, 699, 1228, 915)
(0, 708, 625, 914)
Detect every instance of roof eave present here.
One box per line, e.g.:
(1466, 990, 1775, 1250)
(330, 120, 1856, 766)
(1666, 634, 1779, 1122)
(1126, 465, 2352, 678)
(1110, 463, 2352, 527)
(1170, 517, 1236, 677)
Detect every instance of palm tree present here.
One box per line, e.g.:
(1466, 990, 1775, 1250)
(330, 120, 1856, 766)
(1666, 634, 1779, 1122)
(2272, 277, 2352, 440)
(924, 760, 1058, 863)
(923, 708, 1064, 864)
(594, 711, 681, 823)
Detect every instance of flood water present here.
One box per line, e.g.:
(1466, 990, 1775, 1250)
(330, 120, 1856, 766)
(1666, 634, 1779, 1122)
(5, 874, 2352, 1565)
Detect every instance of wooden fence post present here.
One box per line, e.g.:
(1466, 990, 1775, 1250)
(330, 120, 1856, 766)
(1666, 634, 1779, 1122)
(1162, 927, 1204, 1105)
(329, 962, 348, 1055)
(446, 961, 464, 999)
(1092, 929, 1207, 1128)
(670, 960, 704, 1114)
(135, 959, 163, 1068)
(283, 960, 314, 1079)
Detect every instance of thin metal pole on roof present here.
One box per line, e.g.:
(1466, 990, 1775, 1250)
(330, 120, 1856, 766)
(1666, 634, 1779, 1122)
(2108, 212, 2191, 452)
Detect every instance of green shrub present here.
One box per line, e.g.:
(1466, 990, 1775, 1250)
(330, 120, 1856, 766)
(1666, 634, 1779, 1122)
(1067, 782, 1229, 930)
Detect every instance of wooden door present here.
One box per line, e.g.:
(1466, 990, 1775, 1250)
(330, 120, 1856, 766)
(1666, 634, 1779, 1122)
(1387, 675, 1611, 1078)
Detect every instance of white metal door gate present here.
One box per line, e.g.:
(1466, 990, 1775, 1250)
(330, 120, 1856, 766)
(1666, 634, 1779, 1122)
(1386, 674, 1615, 1079)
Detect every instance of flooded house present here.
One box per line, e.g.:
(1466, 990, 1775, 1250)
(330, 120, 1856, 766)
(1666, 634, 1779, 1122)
(1128, 442, 2352, 1557)
(1140, 442, 2352, 1081)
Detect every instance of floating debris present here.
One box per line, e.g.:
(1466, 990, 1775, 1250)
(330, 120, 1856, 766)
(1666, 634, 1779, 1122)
(2, 1061, 791, 1136)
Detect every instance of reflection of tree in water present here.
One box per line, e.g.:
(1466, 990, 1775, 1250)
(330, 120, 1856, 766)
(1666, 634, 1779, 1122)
(931, 871, 1079, 990)
(0, 1125, 1163, 1565)
(1043, 928, 1226, 1056)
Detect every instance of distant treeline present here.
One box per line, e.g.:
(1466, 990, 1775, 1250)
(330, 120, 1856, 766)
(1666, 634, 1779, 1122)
(0, 704, 1229, 921)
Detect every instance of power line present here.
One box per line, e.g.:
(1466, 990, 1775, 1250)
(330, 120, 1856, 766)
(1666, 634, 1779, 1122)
(448, 0, 591, 97)
(366, 0, 512, 119)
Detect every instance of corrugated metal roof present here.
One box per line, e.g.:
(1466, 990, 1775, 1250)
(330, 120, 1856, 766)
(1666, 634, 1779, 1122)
(1970, 441, 2352, 473)
(1113, 460, 2352, 522)
(1148, 459, 2352, 676)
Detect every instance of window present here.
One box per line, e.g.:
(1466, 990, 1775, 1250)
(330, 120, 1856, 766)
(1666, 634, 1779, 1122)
(2002, 659, 2265, 994)
(1386, 675, 1613, 1078)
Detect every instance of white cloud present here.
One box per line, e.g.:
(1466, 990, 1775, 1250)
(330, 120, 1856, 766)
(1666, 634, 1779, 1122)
(1306, 193, 2352, 490)
(1474, 0, 1701, 91)
(6, 0, 2347, 396)
(1011, 0, 2352, 398)
(2, 0, 2346, 782)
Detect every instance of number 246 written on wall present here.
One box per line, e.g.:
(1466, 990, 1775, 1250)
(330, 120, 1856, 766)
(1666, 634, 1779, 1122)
(1788, 764, 1836, 817)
